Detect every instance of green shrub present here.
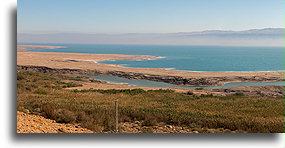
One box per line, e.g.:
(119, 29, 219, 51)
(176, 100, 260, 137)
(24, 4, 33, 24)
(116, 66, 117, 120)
(186, 91, 194, 95)
(17, 74, 24, 80)
(234, 92, 245, 96)
(34, 89, 48, 95)
(200, 94, 213, 97)
(62, 82, 82, 88)
(147, 89, 174, 93)
(68, 77, 84, 81)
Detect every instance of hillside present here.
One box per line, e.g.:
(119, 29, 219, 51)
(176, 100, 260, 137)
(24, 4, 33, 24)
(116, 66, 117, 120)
(16, 69, 284, 133)
(17, 111, 94, 133)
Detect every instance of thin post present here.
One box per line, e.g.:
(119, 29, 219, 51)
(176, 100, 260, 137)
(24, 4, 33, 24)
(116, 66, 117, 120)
(115, 99, 119, 133)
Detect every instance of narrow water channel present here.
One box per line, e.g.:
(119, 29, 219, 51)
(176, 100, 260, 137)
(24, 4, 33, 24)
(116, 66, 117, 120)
(87, 75, 284, 89)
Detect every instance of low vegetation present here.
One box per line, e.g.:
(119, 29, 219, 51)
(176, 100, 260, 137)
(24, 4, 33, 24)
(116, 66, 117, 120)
(17, 69, 284, 133)
(73, 88, 174, 94)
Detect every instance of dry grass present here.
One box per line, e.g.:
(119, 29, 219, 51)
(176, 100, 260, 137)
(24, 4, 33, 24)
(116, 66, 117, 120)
(17, 69, 284, 133)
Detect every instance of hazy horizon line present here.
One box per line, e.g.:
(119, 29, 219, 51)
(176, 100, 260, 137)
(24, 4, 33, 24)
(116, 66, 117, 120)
(17, 28, 283, 47)
(17, 42, 283, 48)
(18, 27, 283, 35)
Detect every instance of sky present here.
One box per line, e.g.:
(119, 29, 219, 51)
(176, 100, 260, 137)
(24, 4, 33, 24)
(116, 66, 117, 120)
(17, 0, 283, 34)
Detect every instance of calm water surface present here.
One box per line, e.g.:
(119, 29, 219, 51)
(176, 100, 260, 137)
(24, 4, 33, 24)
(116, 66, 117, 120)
(23, 43, 283, 72)
(88, 75, 284, 89)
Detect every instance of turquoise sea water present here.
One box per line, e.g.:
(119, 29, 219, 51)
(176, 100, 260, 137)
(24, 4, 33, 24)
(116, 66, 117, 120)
(21, 43, 283, 88)
(23, 43, 284, 72)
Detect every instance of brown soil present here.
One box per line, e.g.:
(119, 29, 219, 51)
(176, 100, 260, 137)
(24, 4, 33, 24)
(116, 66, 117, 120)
(17, 111, 94, 133)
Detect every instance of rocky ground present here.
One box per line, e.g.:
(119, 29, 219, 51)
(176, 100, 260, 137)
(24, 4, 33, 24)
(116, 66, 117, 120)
(110, 121, 245, 133)
(17, 111, 245, 133)
(211, 85, 284, 98)
(17, 111, 94, 133)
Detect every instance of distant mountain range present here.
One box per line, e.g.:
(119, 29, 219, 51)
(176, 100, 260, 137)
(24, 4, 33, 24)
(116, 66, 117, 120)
(18, 28, 283, 46)
(172, 28, 283, 36)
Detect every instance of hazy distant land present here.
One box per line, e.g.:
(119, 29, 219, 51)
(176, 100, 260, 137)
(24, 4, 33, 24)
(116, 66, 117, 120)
(18, 28, 283, 47)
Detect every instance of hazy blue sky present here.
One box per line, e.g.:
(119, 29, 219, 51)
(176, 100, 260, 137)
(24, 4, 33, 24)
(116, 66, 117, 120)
(18, 0, 283, 34)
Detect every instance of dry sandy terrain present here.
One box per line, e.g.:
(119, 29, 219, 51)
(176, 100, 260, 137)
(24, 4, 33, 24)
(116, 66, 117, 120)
(17, 51, 159, 64)
(17, 45, 283, 85)
(17, 111, 94, 133)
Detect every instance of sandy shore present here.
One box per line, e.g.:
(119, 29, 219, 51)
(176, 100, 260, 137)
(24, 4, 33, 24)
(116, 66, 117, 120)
(17, 45, 284, 86)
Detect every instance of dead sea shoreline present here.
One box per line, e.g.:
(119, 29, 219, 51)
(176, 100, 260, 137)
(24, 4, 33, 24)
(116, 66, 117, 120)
(17, 45, 284, 86)
(17, 65, 284, 98)
(16, 65, 283, 87)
